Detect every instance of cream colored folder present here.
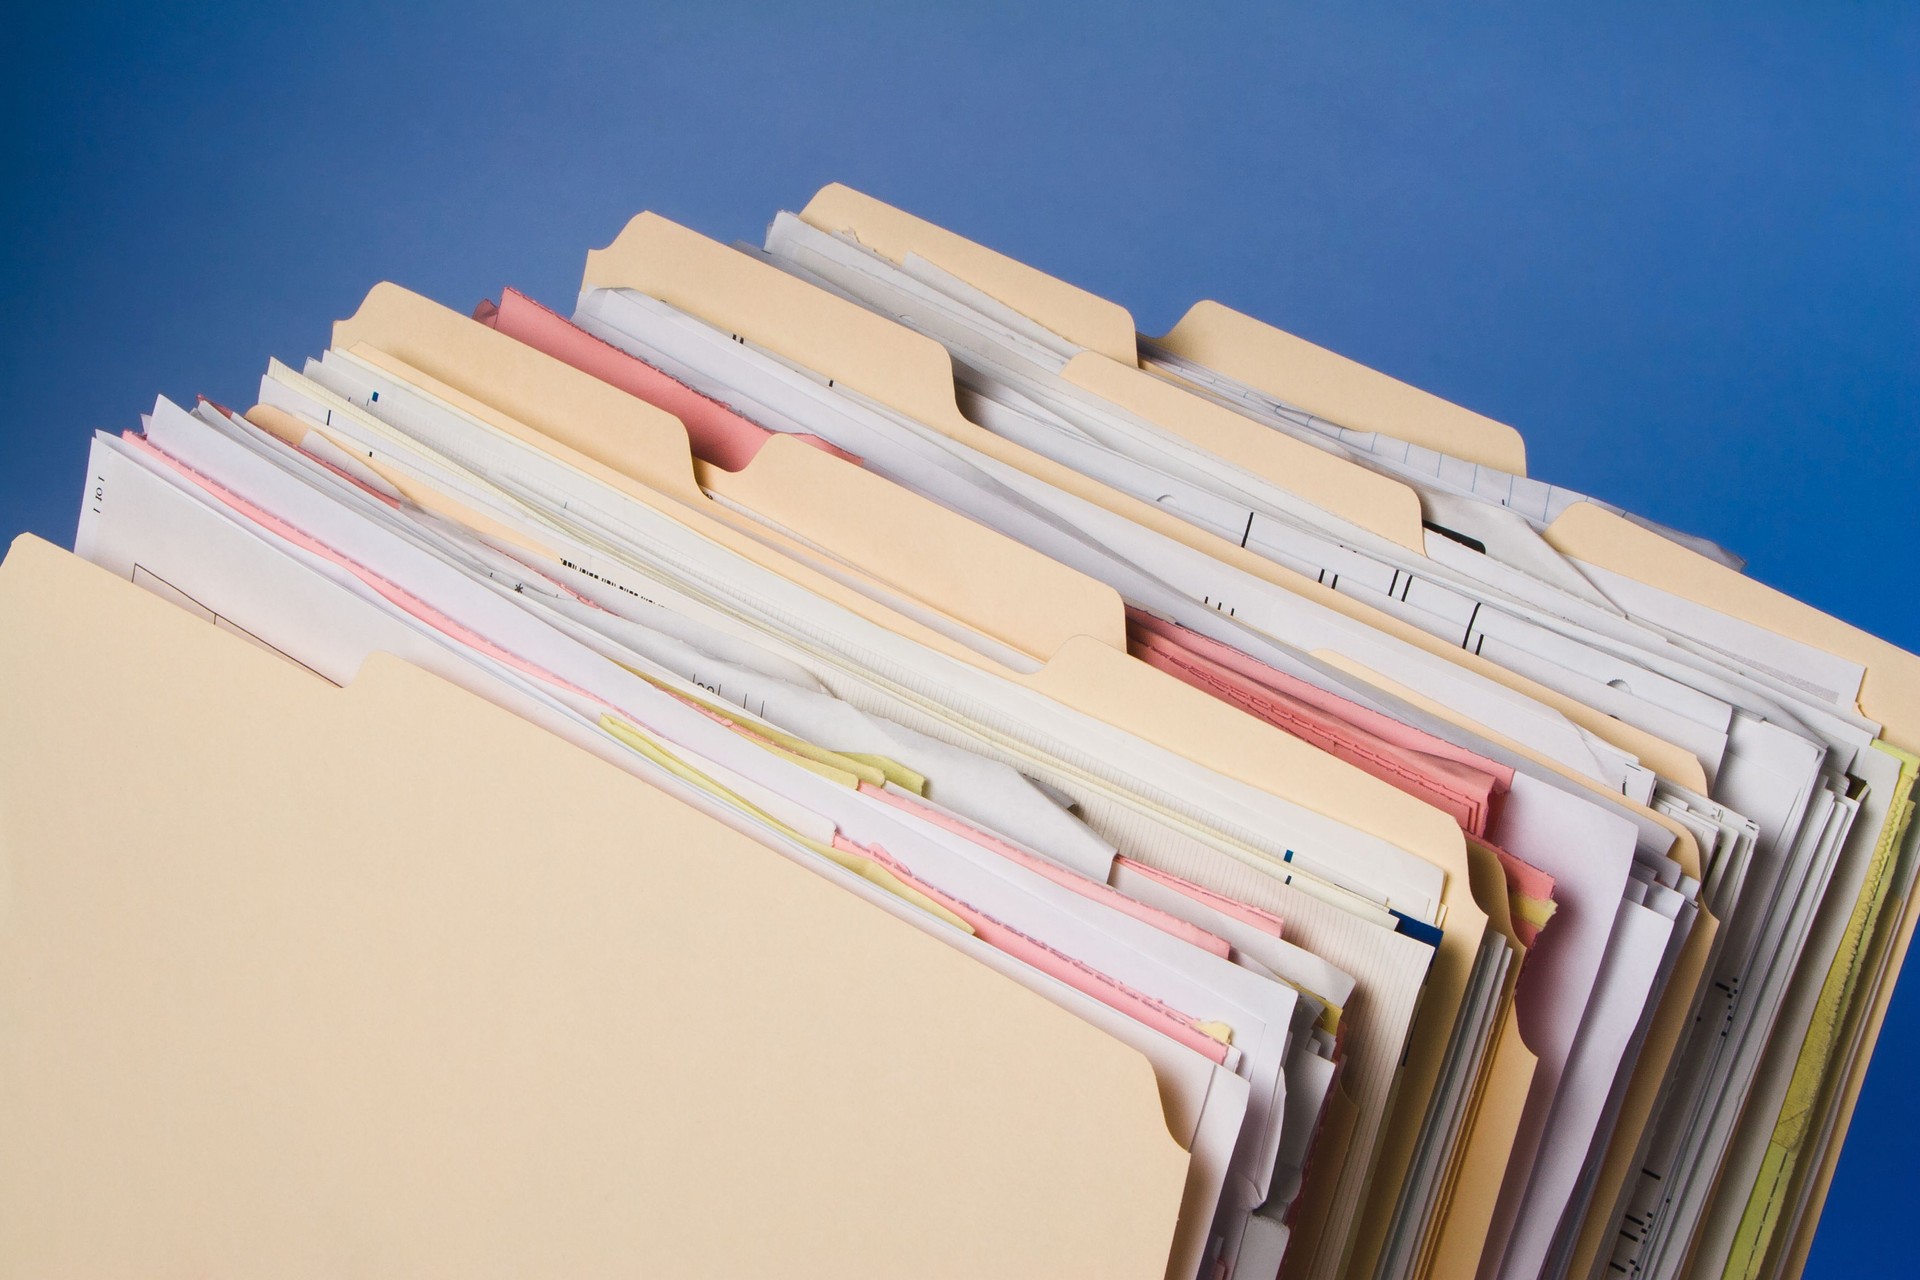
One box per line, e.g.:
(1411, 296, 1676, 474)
(0, 533, 1190, 1279)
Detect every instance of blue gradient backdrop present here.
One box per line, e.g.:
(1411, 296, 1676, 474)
(4, 4, 1915, 1273)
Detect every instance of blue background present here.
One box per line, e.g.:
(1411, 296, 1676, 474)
(4, 3, 1914, 1272)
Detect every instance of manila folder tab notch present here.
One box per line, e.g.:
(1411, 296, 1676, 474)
(1545, 500, 1920, 756)
(1152, 298, 1531, 477)
(585, 211, 973, 438)
(710, 432, 1130, 659)
(335, 282, 710, 505)
(0, 535, 1188, 1280)
(799, 181, 1141, 364)
(1059, 349, 1431, 555)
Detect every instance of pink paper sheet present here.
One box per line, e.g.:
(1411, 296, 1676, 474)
(476, 289, 858, 471)
(1128, 610, 1556, 944)
(849, 839, 1231, 1065)
(1114, 857, 1287, 940)
(1129, 611, 1505, 835)
(861, 784, 1232, 958)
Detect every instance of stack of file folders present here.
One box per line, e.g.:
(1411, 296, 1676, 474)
(4, 185, 1914, 1280)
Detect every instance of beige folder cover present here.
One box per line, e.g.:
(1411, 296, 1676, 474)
(1151, 299, 1529, 476)
(0, 535, 1189, 1279)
